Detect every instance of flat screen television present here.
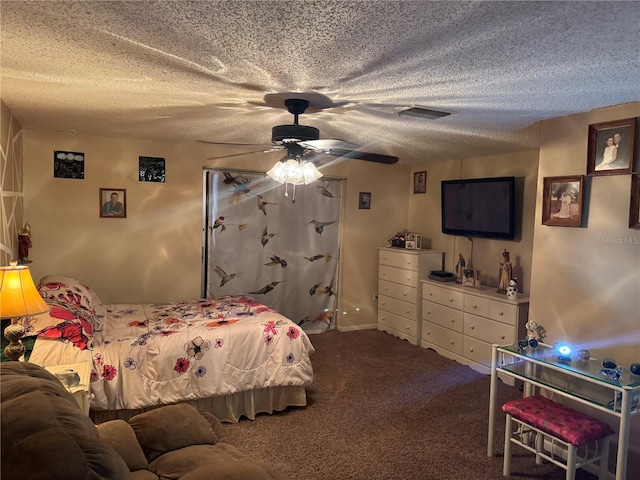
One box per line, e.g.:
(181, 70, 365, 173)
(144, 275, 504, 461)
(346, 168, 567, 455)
(441, 176, 516, 240)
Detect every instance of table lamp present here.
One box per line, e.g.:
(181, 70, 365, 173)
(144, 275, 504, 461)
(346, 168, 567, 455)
(0, 263, 49, 361)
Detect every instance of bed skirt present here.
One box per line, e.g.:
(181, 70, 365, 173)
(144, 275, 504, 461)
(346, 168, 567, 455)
(90, 385, 308, 424)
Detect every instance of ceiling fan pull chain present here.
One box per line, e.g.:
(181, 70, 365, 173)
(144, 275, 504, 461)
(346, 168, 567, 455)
(292, 184, 296, 203)
(284, 183, 289, 197)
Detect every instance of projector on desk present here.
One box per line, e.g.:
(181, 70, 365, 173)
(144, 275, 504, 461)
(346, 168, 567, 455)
(428, 270, 456, 282)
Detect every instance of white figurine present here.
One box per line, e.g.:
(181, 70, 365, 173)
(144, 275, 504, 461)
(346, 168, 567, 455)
(506, 278, 518, 300)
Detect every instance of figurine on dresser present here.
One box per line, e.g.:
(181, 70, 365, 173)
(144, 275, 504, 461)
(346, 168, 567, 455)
(455, 253, 465, 284)
(496, 249, 512, 294)
(506, 278, 518, 300)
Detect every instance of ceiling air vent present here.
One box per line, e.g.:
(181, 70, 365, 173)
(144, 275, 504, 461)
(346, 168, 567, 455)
(397, 106, 451, 120)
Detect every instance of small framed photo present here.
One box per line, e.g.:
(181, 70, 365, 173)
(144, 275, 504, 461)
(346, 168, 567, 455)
(100, 188, 126, 218)
(54, 150, 85, 179)
(358, 192, 371, 209)
(542, 176, 583, 227)
(462, 267, 481, 288)
(413, 171, 427, 194)
(587, 118, 636, 176)
(139, 156, 166, 182)
(630, 174, 640, 229)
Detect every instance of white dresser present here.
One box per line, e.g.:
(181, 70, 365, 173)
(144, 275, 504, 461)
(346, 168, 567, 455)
(377, 247, 444, 345)
(420, 279, 529, 375)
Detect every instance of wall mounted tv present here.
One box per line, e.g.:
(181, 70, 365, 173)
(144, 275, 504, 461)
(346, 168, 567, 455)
(441, 176, 516, 240)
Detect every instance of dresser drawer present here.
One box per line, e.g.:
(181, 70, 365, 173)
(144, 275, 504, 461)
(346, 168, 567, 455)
(463, 313, 515, 345)
(438, 288, 464, 310)
(378, 279, 417, 304)
(488, 300, 517, 324)
(421, 321, 463, 355)
(422, 282, 442, 303)
(378, 310, 417, 338)
(379, 250, 418, 271)
(422, 300, 463, 333)
(464, 294, 490, 317)
(463, 335, 493, 367)
(378, 294, 417, 319)
(379, 265, 418, 287)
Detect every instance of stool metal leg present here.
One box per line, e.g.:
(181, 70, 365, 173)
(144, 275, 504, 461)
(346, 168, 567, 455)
(503, 414, 513, 476)
(566, 445, 576, 480)
(599, 437, 610, 480)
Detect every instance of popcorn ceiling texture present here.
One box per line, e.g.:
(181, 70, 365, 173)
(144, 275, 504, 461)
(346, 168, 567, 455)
(1, 1, 638, 163)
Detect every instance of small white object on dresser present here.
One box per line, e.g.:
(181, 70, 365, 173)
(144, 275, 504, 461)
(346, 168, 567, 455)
(420, 279, 529, 376)
(377, 247, 444, 345)
(45, 362, 92, 415)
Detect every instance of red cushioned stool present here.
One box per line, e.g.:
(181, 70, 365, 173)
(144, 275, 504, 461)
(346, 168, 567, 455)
(502, 395, 614, 479)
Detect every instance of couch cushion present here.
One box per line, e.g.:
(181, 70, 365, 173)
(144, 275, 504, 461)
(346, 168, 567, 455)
(1, 362, 130, 480)
(149, 444, 287, 480)
(98, 419, 149, 471)
(129, 403, 217, 461)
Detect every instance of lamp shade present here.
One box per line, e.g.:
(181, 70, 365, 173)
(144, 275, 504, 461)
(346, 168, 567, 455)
(0, 265, 49, 318)
(267, 159, 322, 185)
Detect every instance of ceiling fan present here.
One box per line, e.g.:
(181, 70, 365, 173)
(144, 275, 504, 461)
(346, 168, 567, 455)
(200, 98, 399, 165)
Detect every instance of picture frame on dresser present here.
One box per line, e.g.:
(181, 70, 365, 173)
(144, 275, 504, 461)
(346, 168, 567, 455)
(461, 268, 481, 288)
(587, 117, 636, 176)
(542, 175, 583, 227)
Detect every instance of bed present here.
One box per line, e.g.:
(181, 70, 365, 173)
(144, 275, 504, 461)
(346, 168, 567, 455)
(21, 275, 315, 423)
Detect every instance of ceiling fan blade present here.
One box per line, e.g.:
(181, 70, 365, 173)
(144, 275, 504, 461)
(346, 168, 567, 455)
(324, 148, 399, 164)
(206, 149, 277, 161)
(198, 140, 273, 147)
(299, 139, 398, 164)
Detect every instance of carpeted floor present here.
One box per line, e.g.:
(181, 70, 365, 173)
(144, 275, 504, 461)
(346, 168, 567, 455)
(226, 329, 599, 480)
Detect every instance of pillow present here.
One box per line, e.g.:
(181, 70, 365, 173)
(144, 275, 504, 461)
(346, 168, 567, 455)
(128, 403, 217, 461)
(37, 275, 106, 339)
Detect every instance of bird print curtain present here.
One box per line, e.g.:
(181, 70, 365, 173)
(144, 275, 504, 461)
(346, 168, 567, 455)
(204, 168, 344, 334)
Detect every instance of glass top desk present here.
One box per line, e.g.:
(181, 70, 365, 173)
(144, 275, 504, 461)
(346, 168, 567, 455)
(487, 342, 640, 480)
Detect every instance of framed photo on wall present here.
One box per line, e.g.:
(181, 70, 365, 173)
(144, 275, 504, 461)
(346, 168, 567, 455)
(358, 192, 371, 209)
(542, 176, 584, 227)
(630, 174, 640, 229)
(100, 188, 126, 218)
(587, 118, 636, 176)
(413, 171, 427, 194)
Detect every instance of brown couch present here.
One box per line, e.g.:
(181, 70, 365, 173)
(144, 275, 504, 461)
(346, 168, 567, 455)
(1, 362, 287, 480)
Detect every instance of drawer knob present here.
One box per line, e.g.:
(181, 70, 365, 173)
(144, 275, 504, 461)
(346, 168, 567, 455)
(469, 348, 474, 353)
(450, 340, 455, 345)
(426, 331, 431, 335)
(499, 312, 504, 316)
(406, 325, 410, 330)
(500, 335, 505, 339)
(427, 310, 431, 315)
(403, 292, 407, 296)
(470, 325, 475, 329)
(449, 298, 454, 302)
(405, 310, 410, 314)
(473, 305, 478, 309)
(450, 319, 455, 323)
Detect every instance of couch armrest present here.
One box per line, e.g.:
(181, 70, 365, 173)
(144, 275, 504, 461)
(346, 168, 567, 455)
(98, 419, 149, 471)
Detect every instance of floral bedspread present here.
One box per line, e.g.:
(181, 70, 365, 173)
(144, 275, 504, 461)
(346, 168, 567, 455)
(29, 296, 315, 411)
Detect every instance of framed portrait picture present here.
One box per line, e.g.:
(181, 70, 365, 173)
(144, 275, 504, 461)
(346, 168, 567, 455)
(358, 192, 371, 209)
(413, 171, 426, 194)
(587, 118, 636, 176)
(630, 174, 640, 229)
(542, 176, 583, 227)
(100, 188, 126, 218)
(461, 267, 481, 288)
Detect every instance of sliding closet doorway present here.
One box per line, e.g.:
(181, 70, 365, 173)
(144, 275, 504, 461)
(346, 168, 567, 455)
(203, 168, 344, 334)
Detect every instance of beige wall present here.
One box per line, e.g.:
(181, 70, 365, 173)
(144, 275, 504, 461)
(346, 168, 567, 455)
(0, 100, 24, 266)
(530, 102, 640, 366)
(22, 130, 410, 331)
(407, 150, 539, 294)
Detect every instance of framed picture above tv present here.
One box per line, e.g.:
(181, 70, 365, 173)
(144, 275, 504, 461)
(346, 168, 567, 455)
(441, 176, 516, 240)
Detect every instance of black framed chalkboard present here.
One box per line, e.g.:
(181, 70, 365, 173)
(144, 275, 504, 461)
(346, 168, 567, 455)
(54, 151, 85, 179)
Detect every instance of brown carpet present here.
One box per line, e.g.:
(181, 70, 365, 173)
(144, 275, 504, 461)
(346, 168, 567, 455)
(226, 330, 599, 480)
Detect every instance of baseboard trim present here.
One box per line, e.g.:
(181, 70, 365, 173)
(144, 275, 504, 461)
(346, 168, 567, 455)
(336, 324, 377, 332)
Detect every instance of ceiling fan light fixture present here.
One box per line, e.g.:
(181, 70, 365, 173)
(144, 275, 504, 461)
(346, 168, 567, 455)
(397, 106, 450, 120)
(267, 159, 322, 186)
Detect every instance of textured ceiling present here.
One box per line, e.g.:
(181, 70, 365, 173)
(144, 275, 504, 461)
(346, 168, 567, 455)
(1, 1, 639, 165)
